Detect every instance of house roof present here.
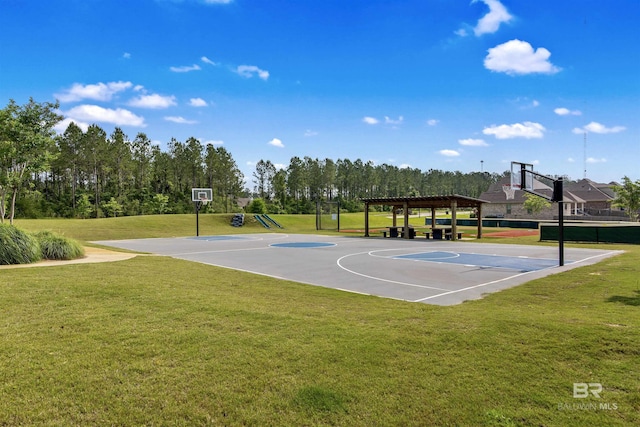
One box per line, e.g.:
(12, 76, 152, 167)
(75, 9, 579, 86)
(479, 177, 617, 204)
(563, 179, 616, 202)
(479, 176, 553, 203)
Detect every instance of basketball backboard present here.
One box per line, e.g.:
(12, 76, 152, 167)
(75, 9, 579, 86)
(510, 162, 534, 191)
(191, 188, 213, 203)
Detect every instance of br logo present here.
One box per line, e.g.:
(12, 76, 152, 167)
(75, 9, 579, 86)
(573, 383, 602, 398)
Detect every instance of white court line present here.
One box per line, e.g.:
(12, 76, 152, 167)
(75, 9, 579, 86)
(394, 251, 461, 261)
(336, 251, 450, 292)
(414, 270, 538, 302)
(183, 258, 311, 285)
(169, 246, 272, 256)
(415, 250, 622, 303)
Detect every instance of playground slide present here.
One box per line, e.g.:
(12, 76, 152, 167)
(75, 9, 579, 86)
(263, 214, 283, 228)
(254, 215, 270, 229)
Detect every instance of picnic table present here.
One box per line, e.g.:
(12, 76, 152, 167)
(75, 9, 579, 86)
(384, 226, 416, 239)
(431, 227, 449, 240)
(429, 227, 462, 240)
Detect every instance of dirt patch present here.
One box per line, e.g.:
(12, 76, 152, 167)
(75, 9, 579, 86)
(0, 247, 137, 270)
(483, 229, 539, 238)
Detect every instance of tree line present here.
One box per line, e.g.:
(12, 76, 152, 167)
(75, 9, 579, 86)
(1, 98, 505, 222)
(252, 158, 504, 214)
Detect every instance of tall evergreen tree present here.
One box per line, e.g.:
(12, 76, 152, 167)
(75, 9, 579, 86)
(0, 98, 62, 223)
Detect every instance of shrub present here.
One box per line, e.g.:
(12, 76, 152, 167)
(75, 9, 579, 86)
(0, 224, 41, 265)
(247, 198, 266, 214)
(33, 230, 85, 260)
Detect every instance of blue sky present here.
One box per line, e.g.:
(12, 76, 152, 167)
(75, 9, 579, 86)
(1, 0, 638, 184)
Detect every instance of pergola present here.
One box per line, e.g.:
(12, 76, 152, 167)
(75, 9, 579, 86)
(361, 195, 488, 240)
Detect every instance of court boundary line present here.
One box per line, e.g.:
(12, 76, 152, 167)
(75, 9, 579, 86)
(415, 250, 622, 303)
(394, 253, 569, 272)
(336, 251, 450, 292)
(368, 248, 559, 272)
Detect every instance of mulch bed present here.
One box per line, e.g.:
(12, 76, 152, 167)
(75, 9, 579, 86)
(483, 229, 539, 238)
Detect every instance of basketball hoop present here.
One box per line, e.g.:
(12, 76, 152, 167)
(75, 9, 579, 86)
(192, 188, 213, 205)
(502, 185, 516, 200)
(191, 187, 213, 237)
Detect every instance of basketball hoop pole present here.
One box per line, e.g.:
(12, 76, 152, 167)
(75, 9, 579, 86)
(557, 178, 564, 266)
(195, 200, 202, 236)
(515, 164, 564, 266)
(191, 188, 212, 237)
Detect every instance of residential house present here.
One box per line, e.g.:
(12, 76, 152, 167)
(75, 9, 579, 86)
(479, 177, 621, 220)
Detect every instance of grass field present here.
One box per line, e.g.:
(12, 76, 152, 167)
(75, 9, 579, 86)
(2, 214, 639, 425)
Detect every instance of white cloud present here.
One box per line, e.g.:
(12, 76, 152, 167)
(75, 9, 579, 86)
(385, 116, 404, 125)
(439, 149, 460, 157)
(483, 121, 546, 139)
(65, 105, 145, 127)
(122, 52, 131, 59)
(572, 122, 626, 134)
(203, 0, 233, 4)
(164, 116, 198, 124)
(189, 98, 208, 107)
(399, 163, 412, 169)
(532, 100, 540, 107)
(268, 138, 284, 148)
(426, 119, 439, 126)
(201, 56, 217, 66)
(568, 157, 575, 163)
(129, 94, 176, 109)
(235, 65, 269, 80)
(586, 157, 607, 164)
(304, 129, 318, 137)
(363, 116, 379, 125)
(484, 39, 561, 75)
(274, 163, 286, 170)
(473, 0, 513, 36)
(554, 107, 582, 116)
(170, 64, 201, 73)
(454, 28, 468, 37)
(56, 81, 133, 102)
(54, 117, 90, 134)
(459, 138, 488, 147)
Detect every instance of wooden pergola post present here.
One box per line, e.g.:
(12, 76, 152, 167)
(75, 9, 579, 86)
(451, 199, 458, 240)
(431, 207, 436, 230)
(403, 201, 410, 239)
(364, 202, 370, 237)
(477, 203, 483, 239)
(392, 206, 397, 227)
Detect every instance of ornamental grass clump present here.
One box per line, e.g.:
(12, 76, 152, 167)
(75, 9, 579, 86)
(0, 223, 41, 265)
(33, 230, 85, 260)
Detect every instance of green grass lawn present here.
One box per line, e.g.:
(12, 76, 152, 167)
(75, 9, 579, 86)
(2, 215, 639, 425)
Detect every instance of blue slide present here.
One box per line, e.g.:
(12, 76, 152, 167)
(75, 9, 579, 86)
(254, 215, 271, 229)
(263, 214, 283, 228)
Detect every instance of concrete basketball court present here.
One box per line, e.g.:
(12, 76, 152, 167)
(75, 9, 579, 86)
(94, 234, 621, 305)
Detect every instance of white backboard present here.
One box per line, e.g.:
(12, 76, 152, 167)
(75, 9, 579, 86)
(191, 188, 213, 202)
(510, 162, 534, 191)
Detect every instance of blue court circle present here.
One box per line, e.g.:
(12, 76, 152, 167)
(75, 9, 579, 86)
(271, 242, 336, 248)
